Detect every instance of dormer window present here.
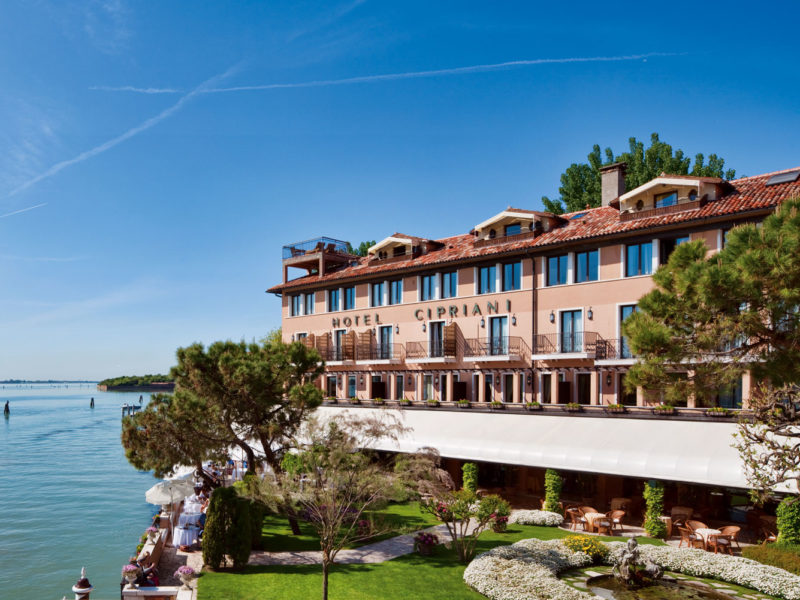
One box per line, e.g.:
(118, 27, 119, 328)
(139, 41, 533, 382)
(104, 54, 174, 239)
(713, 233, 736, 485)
(504, 223, 521, 236)
(393, 246, 406, 257)
(655, 191, 677, 208)
(688, 190, 697, 202)
(489, 229, 497, 239)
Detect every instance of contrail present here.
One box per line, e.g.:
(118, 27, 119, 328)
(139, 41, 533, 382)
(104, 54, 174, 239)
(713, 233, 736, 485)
(0, 203, 47, 218)
(92, 53, 679, 95)
(6, 65, 238, 199)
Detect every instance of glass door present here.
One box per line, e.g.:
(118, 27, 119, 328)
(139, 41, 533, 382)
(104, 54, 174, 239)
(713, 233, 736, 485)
(429, 322, 444, 357)
(503, 373, 514, 403)
(378, 325, 393, 359)
(489, 316, 508, 355)
(395, 375, 404, 400)
(334, 329, 345, 361)
(620, 305, 637, 358)
(560, 310, 582, 353)
(484, 373, 493, 402)
(423, 374, 433, 400)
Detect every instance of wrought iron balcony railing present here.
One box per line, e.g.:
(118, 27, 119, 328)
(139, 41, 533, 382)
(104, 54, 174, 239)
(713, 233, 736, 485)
(463, 336, 527, 358)
(406, 340, 454, 360)
(533, 331, 603, 356)
(595, 338, 636, 360)
(357, 343, 404, 361)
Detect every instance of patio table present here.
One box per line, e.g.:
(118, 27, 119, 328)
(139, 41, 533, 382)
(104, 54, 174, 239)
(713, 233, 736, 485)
(173, 525, 199, 547)
(693, 527, 721, 550)
(178, 512, 202, 527)
(584, 512, 607, 532)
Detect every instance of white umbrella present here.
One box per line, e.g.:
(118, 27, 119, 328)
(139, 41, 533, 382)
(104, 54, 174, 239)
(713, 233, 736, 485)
(145, 478, 195, 505)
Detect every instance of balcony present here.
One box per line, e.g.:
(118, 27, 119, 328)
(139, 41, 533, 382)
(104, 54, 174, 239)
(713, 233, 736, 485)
(282, 236, 351, 259)
(463, 336, 529, 362)
(473, 229, 538, 249)
(281, 236, 356, 283)
(595, 338, 637, 364)
(319, 346, 354, 364)
(619, 197, 707, 222)
(532, 332, 603, 360)
(406, 341, 456, 364)
(356, 343, 404, 364)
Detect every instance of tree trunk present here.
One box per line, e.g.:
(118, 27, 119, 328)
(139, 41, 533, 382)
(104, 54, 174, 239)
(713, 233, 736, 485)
(322, 555, 330, 600)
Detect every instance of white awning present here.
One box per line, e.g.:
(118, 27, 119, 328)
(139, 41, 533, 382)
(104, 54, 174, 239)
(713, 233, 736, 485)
(316, 406, 794, 492)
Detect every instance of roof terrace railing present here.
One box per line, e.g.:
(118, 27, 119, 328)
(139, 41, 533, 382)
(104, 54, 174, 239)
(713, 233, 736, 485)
(282, 237, 352, 260)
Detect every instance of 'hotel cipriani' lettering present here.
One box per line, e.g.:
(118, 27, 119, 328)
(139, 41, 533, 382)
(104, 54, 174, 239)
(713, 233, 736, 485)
(331, 299, 512, 328)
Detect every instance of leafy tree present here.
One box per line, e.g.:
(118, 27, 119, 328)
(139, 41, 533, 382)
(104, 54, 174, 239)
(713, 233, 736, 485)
(542, 133, 736, 214)
(544, 468, 563, 514)
(624, 197, 800, 406)
(346, 240, 376, 257)
(254, 412, 418, 600)
(643, 480, 667, 538)
(462, 462, 478, 492)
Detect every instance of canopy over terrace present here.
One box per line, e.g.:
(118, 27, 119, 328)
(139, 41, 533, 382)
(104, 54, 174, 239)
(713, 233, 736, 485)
(316, 406, 796, 493)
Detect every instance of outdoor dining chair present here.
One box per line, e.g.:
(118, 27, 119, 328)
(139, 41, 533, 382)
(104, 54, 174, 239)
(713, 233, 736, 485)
(606, 510, 625, 533)
(677, 526, 703, 549)
(718, 525, 741, 551)
(707, 533, 734, 555)
(566, 508, 587, 531)
(687, 520, 708, 531)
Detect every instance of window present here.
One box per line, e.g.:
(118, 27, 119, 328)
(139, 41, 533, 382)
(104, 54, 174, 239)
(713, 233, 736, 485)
(328, 288, 340, 312)
(343, 286, 355, 310)
(502, 261, 521, 291)
(333, 329, 345, 361)
(290, 294, 302, 316)
(296, 332, 307, 340)
(655, 191, 677, 208)
(547, 255, 569, 286)
(504, 223, 521, 236)
(420, 274, 437, 301)
(304, 293, 314, 315)
(716, 378, 743, 409)
(478, 265, 496, 294)
(441, 271, 458, 299)
(619, 305, 637, 359)
(389, 279, 403, 305)
(575, 250, 598, 283)
(378, 325, 393, 359)
(371, 282, 385, 307)
(489, 316, 508, 355)
(347, 375, 356, 399)
(625, 242, 653, 277)
(660, 236, 690, 265)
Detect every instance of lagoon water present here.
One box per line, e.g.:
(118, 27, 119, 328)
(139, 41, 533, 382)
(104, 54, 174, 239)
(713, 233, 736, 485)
(0, 384, 157, 599)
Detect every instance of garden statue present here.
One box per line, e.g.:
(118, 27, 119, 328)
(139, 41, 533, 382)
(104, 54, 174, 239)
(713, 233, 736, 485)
(611, 537, 663, 588)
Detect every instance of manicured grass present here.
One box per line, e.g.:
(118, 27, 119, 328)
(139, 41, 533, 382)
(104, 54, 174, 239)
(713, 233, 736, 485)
(260, 501, 440, 552)
(200, 524, 665, 600)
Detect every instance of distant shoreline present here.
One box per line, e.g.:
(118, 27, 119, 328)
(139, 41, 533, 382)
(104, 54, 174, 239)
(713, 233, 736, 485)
(1, 380, 96, 384)
(96, 382, 175, 392)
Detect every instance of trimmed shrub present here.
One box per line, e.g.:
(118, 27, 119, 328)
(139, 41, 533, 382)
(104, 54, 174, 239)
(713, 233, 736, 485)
(462, 462, 478, 493)
(203, 487, 237, 569)
(248, 501, 266, 550)
(743, 543, 800, 575)
(778, 498, 800, 546)
(229, 497, 252, 569)
(563, 534, 609, 563)
(544, 469, 562, 514)
(643, 480, 667, 538)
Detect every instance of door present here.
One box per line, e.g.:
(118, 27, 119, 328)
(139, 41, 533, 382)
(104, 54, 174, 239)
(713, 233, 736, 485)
(541, 373, 552, 403)
(560, 310, 582, 353)
(429, 322, 444, 357)
(619, 373, 637, 406)
(371, 375, 385, 399)
(395, 375, 404, 400)
(334, 329, 346, 361)
(378, 325, 393, 359)
(503, 373, 514, 403)
(326, 376, 337, 398)
(576, 373, 591, 404)
(557, 380, 571, 404)
(484, 374, 494, 402)
(347, 375, 356, 399)
(423, 375, 433, 400)
(489, 316, 508, 355)
(473, 373, 480, 401)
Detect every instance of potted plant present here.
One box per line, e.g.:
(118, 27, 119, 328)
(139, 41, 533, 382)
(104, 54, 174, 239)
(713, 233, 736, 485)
(563, 402, 582, 412)
(605, 403, 626, 414)
(490, 400, 504, 409)
(121, 564, 140, 589)
(457, 399, 471, 408)
(426, 399, 440, 407)
(371, 397, 384, 406)
(324, 396, 337, 404)
(145, 526, 159, 543)
(174, 565, 196, 590)
(399, 397, 411, 406)
(652, 403, 676, 415)
(525, 401, 542, 411)
(349, 397, 360, 405)
(413, 532, 438, 556)
(705, 406, 732, 417)
(491, 513, 509, 533)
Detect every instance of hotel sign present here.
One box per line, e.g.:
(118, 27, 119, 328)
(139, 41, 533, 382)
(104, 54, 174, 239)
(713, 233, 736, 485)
(331, 299, 512, 328)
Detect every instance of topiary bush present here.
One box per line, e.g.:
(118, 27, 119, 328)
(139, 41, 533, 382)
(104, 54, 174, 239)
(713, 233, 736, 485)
(203, 487, 237, 569)
(563, 534, 609, 563)
(778, 498, 800, 546)
(544, 469, 562, 514)
(248, 501, 266, 550)
(643, 480, 667, 538)
(743, 543, 800, 575)
(229, 497, 253, 569)
(462, 462, 478, 493)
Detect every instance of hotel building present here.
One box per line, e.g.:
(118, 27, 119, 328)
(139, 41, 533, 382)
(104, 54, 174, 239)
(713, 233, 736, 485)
(269, 165, 800, 517)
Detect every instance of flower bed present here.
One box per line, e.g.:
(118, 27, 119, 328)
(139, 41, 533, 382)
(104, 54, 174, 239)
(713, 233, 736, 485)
(508, 510, 563, 527)
(463, 538, 800, 600)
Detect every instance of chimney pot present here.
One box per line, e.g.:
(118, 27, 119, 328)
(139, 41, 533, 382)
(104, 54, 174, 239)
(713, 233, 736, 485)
(600, 162, 627, 207)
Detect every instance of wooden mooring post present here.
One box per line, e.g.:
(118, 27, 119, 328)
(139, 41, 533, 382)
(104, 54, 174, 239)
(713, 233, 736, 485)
(121, 404, 142, 418)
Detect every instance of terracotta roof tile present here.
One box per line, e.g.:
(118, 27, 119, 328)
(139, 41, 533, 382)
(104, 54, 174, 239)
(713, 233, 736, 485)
(268, 167, 800, 293)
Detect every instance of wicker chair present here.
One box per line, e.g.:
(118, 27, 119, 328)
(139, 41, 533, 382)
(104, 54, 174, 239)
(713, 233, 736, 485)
(707, 533, 734, 555)
(606, 510, 626, 533)
(718, 525, 741, 551)
(594, 517, 613, 536)
(579, 506, 599, 515)
(566, 508, 587, 531)
(686, 520, 708, 531)
(677, 526, 703, 549)
(761, 527, 778, 546)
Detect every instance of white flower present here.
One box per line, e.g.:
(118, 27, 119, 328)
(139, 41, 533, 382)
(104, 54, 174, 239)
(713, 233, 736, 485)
(508, 510, 564, 527)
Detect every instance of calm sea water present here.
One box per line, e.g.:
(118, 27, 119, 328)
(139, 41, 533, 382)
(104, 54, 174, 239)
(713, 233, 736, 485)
(0, 384, 159, 599)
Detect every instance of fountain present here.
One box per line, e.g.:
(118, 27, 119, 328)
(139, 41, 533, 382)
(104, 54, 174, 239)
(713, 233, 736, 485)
(588, 539, 735, 600)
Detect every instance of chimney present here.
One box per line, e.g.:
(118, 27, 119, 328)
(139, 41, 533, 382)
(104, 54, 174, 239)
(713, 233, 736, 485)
(600, 162, 626, 207)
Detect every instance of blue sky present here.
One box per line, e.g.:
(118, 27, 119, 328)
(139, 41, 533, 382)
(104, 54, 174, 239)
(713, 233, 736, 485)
(2, 1, 799, 380)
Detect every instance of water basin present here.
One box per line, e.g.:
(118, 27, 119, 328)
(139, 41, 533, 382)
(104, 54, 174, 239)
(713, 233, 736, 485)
(588, 575, 736, 600)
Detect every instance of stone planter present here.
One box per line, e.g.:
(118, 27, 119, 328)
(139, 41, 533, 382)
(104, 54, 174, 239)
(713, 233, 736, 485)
(179, 573, 195, 590)
(124, 572, 139, 589)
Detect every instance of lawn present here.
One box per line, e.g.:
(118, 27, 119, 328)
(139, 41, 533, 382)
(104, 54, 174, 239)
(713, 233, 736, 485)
(259, 501, 440, 552)
(200, 523, 665, 600)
